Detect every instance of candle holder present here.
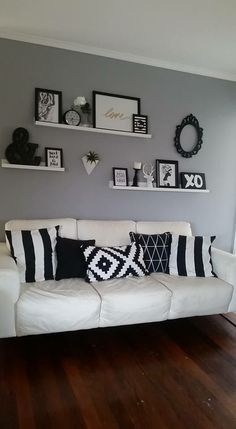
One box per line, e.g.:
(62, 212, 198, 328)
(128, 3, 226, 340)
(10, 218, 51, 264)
(132, 168, 140, 187)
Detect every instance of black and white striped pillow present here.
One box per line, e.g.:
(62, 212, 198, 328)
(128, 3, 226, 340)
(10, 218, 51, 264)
(169, 234, 216, 277)
(5, 226, 59, 283)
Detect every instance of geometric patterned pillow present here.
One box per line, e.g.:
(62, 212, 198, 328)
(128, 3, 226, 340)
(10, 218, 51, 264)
(83, 242, 148, 283)
(129, 232, 171, 273)
(169, 234, 216, 277)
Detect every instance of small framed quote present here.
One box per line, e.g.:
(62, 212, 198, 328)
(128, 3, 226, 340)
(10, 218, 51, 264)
(133, 114, 148, 134)
(113, 168, 129, 187)
(45, 148, 63, 168)
(156, 159, 179, 188)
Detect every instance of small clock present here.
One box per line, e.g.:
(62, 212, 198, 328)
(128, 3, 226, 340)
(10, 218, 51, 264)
(63, 109, 81, 126)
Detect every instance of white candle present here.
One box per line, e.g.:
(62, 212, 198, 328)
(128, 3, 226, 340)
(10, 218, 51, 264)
(134, 162, 142, 170)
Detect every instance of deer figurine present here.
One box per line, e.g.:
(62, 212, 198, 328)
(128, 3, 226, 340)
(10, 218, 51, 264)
(142, 163, 155, 188)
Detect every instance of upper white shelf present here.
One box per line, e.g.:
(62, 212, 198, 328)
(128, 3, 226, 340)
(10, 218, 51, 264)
(109, 181, 209, 193)
(1, 159, 65, 172)
(35, 121, 152, 138)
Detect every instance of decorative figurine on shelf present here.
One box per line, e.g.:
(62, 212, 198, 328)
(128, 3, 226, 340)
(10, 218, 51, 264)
(73, 96, 92, 127)
(82, 150, 100, 175)
(142, 163, 155, 188)
(5, 127, 41, 165)
(132, 162, 142, 187)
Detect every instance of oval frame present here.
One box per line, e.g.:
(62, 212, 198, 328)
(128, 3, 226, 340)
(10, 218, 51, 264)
(174, 114, 203, 158)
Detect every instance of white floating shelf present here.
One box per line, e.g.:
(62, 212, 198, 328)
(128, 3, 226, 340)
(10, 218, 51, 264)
(35, 121, 152, 139)
(1, 159, 65, 172)
(109, 181, 209, 193)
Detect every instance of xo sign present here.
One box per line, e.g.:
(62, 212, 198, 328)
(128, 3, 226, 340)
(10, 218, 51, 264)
(180, 173, 206, 189)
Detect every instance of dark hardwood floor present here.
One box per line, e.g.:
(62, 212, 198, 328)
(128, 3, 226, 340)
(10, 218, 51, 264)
(0, 315, 235, 429)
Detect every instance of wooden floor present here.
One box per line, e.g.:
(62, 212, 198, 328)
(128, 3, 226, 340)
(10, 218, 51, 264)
(0, 315, 235, 429)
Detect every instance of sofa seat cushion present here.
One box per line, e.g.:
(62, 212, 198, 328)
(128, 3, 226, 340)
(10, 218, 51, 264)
(91, 276, 172, 327)
(16, 279, 101, 336)
(150, 273, 233, 319)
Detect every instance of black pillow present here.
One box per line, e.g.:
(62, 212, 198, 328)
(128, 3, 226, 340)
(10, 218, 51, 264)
(55, 237, 95, 280)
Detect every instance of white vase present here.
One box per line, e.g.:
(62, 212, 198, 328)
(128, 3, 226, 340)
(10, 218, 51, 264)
(82, 156, 99, 175)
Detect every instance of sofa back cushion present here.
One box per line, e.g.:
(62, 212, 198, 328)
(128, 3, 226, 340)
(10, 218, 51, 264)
(5, 218, 77, 239)
(136, 221, 192, 236)
(77, 220, 136, 247)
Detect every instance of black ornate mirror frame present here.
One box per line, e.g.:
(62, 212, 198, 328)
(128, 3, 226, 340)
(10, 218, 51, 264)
(174, 114, 203, 158)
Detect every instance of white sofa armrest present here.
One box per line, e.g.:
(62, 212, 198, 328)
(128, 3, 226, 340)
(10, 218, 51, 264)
(0, 243, 20, 337)
(211, 247, 236, 312)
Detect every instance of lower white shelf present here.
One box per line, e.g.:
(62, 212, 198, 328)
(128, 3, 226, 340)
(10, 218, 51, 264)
(1, 159, 65, 172)
(109, 181, 209, 193)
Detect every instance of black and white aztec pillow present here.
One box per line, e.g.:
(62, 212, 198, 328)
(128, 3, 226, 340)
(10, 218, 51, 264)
(83, 242, 148, 283)
(129, 232, 170, 273)
(169, 234, 216, 277)
(5, 226, 59, 283)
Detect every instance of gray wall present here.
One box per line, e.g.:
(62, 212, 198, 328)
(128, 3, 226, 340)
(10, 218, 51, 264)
(1, 38, 236, 251)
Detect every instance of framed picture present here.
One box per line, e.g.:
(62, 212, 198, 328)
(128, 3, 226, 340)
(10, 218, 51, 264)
(133, 114, 148, 134)
(180, 172, 206, 190)
(113, 168, 129, 187)
(45, 147, 63, 168)
(35, 88, 62, 123)
(93, 91, 140, 132)
(156, 160, 179, 188)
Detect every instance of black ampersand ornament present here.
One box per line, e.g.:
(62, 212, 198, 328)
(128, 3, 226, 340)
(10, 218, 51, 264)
(5, 128, 41, 165)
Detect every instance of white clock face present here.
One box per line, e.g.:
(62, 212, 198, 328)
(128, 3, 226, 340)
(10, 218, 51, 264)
(65, 110, 81, 126)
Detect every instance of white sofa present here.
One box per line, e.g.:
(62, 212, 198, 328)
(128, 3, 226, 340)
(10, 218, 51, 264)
(0, 218, 235, 338)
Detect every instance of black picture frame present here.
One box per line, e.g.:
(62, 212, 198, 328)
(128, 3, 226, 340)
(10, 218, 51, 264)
(156, 159, 179, 188)
(35, 88, 62, 124)
(93, 91, 140, 132)
(180, 172, 206, 190)
(133, 114, 148, 134)
(113, 168, 129, 187)
(174, 114, 203, 158)
(45, 147, 63, 168)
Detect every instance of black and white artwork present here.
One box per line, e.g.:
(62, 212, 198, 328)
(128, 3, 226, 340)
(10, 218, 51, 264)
(35, 88, 62, 123)
(113, 168, 128, 186)
(180, 172, 206, 189)
(45, 147, 63, 168)
(156, 160, 179, 188)
(93, 91, 140, 132)
(133, 114, 148, 134)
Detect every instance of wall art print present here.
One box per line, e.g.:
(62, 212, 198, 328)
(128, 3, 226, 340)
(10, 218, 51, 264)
(45, 147, 63, 168)
(156, 159, 179, 188)
(35, 88, 62, 123)
(93, 91, 140, 132)
(180, 172, 206, 190)
(113, 168, 129, 186)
